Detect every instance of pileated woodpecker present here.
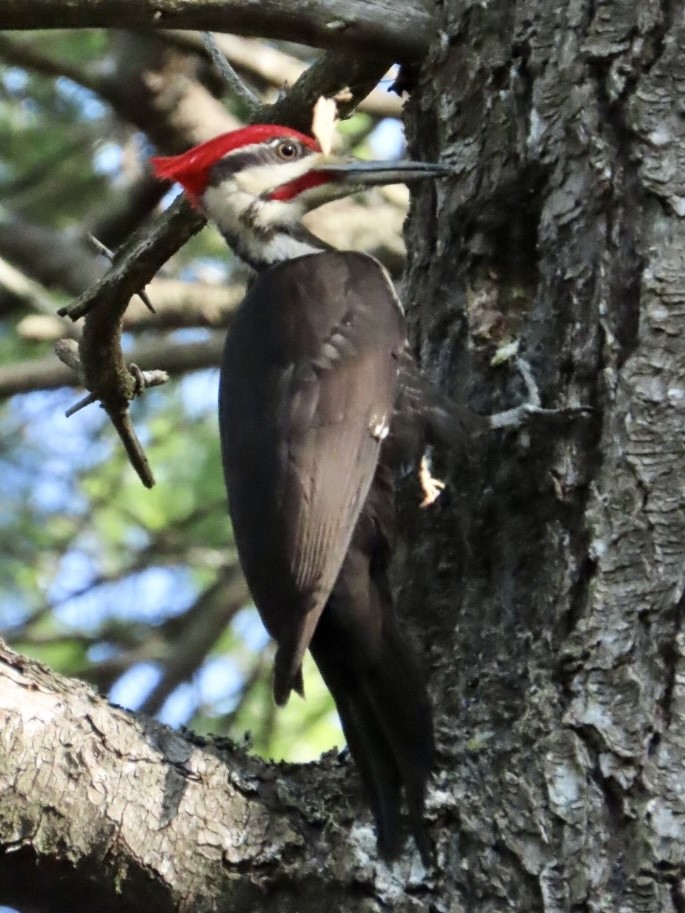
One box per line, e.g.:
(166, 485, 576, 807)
(151, 124, 460, 860)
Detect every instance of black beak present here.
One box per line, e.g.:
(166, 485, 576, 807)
(313, 157, 451, 187)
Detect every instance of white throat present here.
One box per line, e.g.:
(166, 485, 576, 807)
(203, 181, 325, 270)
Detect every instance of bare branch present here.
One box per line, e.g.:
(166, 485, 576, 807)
(167, 32, 403, 119)
(0, 333, 225, 398)
(51, 198, 203, 484)
(202, 31, 260, 110)
(109, 411, 156, 487)
(87, 234, 156, 313)
(59, 197, 205, 323)
(256, 50, 392, 132)
(0, 0, 433, 61)
(52, 343, 161, 488)
(64, 391, 99, 417)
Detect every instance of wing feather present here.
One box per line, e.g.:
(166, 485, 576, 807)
(219, 250, 404, 700)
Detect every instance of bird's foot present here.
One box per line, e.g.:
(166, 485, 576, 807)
(418, 454, 446, 507)
(488, 356, 593, 431)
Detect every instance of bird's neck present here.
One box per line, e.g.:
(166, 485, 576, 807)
(222, 222, 331, 272)
(203, 183, 331, 271)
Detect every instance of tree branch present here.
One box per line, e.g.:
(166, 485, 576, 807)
(49, 197, 203, 485)
(201, 30, 260, 110)
(256, 50, 391, 132)
(166, 31, 404, 119)
(0, 333, 226, 398)
(0, 642, 414, 913)
(0, 0, 433, 61)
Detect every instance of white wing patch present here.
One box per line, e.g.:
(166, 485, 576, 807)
(369, 415, 390, 441)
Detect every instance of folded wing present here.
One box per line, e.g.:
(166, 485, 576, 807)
(219, 250, 405, 703)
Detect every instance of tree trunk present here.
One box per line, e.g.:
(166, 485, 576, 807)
(399, 0, 685, 909)
(2, 1, 685, 911)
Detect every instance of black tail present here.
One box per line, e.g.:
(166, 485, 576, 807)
(309, 513, 434, 862)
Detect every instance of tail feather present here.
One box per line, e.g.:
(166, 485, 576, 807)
(360, 628, 434, 859)
(316, 654, 405, 858)
(273, 653, 305, 705)
(309, 543, 434, 862)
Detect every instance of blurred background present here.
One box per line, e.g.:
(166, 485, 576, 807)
(0, 30, 408, 764)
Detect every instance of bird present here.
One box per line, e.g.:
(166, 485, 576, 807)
(150, 121, 462, 861)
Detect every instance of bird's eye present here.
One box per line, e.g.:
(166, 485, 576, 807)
(276, 141, 299, 160)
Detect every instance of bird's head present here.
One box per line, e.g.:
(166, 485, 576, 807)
(151, 124, 448, 269)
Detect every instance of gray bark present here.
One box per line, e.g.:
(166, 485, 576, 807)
(0, 643, 428, 913)
(400, 0, 685, 909)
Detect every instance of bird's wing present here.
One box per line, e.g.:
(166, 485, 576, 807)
(281, 339, 392, 592)
(219, 251, 405, 701)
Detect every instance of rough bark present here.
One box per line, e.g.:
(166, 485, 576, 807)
(399, 0, 685, 910)
(0, 643, 431, 913)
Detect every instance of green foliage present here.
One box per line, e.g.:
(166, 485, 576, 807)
(0, 30, 344, 765)
(1, 38, 117, 224)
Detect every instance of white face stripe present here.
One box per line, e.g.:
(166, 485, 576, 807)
(203, 183, 305, 234)
(202, 181, 322, 268)
(233, 152, 328, 197)
(201, 148, 337, 269)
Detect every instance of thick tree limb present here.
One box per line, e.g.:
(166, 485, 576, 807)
(0, 0, 434, 61)
(0, 642, 428, 913)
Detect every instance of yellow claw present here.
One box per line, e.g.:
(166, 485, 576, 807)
(419, 454, 445, 508)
